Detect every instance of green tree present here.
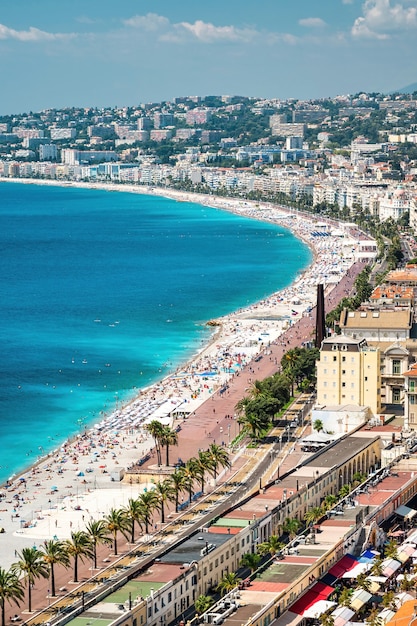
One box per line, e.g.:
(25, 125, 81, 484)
(0, 568, 24, 626)
(161, 426, 178, 467)
(40, 539, 70, 597)
(12, 547, 48, 613)
(196, 450, 215, 494)
(207, 443, 231, 480)
(154, 480, 175, 524)
(313, 419, 324, 432)
(103, 508, 130, 555)
(85, 519, 112, 569)
(216, 572, 242, 597)
(384, 539, 399, 561)
(123, 498, 146, 544)
(338, 587, 353, 607)
(65, 531, 94, 583)
(304, 507, 323, 526)
(146, 420, 165, 466)
(137, 490, 159, 534)
(283, 517, 301, 540)
(356, 572, 371, 593)
(168, 468, 187, 512)
(322, 494, 338, 512)
(240, 552, 261, 573)
(194, 594, 214, 616)
(183, 457, 200, 503)
(258, 535, 285, 558)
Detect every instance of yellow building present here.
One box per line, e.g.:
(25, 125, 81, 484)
(316, 336, 381, 416)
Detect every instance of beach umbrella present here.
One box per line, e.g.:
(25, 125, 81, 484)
(77, 471, 85, 476)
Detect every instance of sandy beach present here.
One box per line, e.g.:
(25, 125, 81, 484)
(0, 178, 368, 571)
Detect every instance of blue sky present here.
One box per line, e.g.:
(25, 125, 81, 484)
(0, 0, 416, 114)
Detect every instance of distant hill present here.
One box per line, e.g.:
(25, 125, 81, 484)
(391, 82, 417, 94)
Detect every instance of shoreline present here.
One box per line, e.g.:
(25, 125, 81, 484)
(0, 177, 364, 569)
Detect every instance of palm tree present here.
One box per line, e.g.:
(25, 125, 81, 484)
(304, 507, 323, 526)
(123, 498, 146, 543)
(384, 539, 399, 561)
(137, 490, 159, 534)
(338, 587, 353, 607)
(371, 557, 384, 577)
(258, 535, 285, 558)
(313, 419, 324, 432)
(183, 457, 200, 503)
(161, 426, 178, 467)
(195, 594, 214, 616)
(169, 468, 187, 512)
(154, 480, 175, 524)
(399, 573, 415, 593)
(216, 572, 242, 597)
(103, 508, 130, 556)
(65, 531, 94, 583)
(0, 568, 24, 626)
(13, 547, 48, 613)
(356, 572, 372, 593)
(146, 420, 165, 466)
(283, 517, 301, 540)
(240, 552, 261, 574)
(365, 608, 383, 626)
(319, 613, 334, 626)
(39, 539, 70, 597)
(196, 450, 215, 494)
(322, 494, 338, 512)
(208, 443, 230, 480)
(85, 519, 112, 569)
(338, 484, 351, 499)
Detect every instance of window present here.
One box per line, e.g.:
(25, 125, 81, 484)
(393, 360, 401, 375)
(168, 593, 172, 602)
(333, 356, 337, 362)
(342, 356, 346, 362)
(342, 382, 346, 387)
(342, 370, 346, 375)
(410, 381, 415, 392)
(410, 396, 416, 405)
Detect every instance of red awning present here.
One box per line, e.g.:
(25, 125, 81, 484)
(290, 582, 335, 615)
(328, 554, 358, 579)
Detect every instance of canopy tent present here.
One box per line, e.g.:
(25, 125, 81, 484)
(381, 558, 402, 577)
(395, 505, 417, 520)
(359, 549, 380, 563)
(377, 608, 396, 625)
(342, 562, 371, 578)
(350, 588, 372, 612)
(302, 600, 336, 618)
(300, 432, 334, 445)
(289, 582, 335, 615)
(328, 554, 359, 579)
(394, 592, 414, 609)
(397, 543, 416, 563)
(331, 606, 355, 626)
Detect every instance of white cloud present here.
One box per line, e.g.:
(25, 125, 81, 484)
(177, 19, 257, 43)
(123, 13, 170, 32)
(123, 12, 257, 43)
(352, 0, 417, 38)
(0, 23, 74, 42)
(299, 17, 327, 28)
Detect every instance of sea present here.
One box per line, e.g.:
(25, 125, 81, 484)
(0, 182, 312, 484)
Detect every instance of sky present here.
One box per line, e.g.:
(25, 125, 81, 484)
(0, 0, 416, 115)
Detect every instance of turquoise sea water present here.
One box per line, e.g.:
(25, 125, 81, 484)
(0, 182, 311, 483)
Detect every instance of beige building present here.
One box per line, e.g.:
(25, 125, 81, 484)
(316, 335, 381, 415)
(339, 305, 415, 408)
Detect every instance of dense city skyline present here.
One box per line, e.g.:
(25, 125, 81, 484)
(0, 0, 416, 114)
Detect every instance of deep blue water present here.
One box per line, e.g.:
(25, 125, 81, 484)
(0, 182, 311, 482)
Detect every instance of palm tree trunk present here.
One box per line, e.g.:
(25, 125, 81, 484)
(28, 583, 32, 613)
(166, 444, 169, 467)
(74, 555, 78, 583)
(2, 601, 5, 626)
(93, 543, 97, 570)
(161, 503, 165, 524)
(175, 492, 179, 513)
(131, 520, 135, 543)
(51, 565, 56, 597)
(113, 532, 118, 556)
